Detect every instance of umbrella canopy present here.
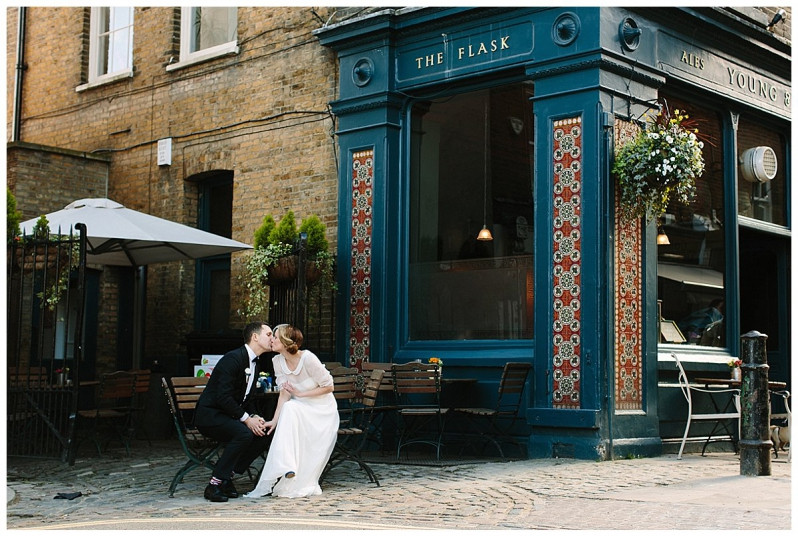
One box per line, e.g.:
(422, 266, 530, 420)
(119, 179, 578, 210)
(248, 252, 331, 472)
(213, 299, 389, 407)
(19, 198, 252, 266)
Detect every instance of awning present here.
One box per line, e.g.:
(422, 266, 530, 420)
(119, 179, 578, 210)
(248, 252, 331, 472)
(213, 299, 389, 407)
(657, 263, 724, 289)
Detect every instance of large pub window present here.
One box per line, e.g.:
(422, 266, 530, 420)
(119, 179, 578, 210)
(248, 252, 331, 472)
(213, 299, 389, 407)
(408, 82, 535, 340)
(657, 97, 726, 347)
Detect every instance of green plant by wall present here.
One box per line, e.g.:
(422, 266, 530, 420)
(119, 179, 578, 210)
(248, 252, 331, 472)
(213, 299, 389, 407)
(7, 187, 21, 243)
(298, 214, 328, 258)
(253, 214, 276, 249)
(269, 211, 298, 247)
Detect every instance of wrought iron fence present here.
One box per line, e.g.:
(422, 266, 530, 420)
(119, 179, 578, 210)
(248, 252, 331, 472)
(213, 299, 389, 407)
(6, 225, 87, 461)
(267, 244, 337, 361)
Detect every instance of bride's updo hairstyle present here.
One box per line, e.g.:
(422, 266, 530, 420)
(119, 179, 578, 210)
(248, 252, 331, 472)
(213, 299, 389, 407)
(275, 324, 303, 355)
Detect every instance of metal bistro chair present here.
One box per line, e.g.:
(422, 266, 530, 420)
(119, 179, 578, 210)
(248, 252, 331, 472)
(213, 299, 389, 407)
(770, 390, 791, 461)
(162, 375, 222, 497)
(322, 368, 385, 486)
(454, 362, 531, 458)
(76, 370, 138, 456)
(392, 362, 448, 460)
(671, 353, 740, 460)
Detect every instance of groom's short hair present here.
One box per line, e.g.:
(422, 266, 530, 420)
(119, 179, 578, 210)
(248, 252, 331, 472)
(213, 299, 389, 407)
(243, 322, 267, 343)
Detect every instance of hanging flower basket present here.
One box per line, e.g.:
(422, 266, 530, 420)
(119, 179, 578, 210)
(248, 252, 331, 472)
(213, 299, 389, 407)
(266, 253, 298, 284)
(613, 107, 705, 222)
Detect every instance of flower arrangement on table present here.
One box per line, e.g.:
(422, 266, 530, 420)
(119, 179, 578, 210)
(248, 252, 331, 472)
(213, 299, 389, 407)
(613, 105, 705, 222)
(257, 371, 273, 391)
(55, 367, 70, 375)
(54, 367, 70, 386)
(727, 359, 742, 369)
(428, 357, 443, 366)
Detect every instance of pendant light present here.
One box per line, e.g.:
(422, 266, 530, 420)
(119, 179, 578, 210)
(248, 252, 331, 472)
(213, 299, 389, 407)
(477, 95, 493, 241)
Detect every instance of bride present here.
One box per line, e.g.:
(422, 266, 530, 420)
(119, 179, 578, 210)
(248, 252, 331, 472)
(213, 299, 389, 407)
(246, 324, 339, 498)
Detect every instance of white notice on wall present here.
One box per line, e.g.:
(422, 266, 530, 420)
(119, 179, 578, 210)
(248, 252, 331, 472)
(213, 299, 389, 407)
(157, 138, 172, 166)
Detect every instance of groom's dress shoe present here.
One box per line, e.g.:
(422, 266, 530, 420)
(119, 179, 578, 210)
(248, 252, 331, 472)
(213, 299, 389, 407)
(204, 484, 229, 502)
(221, 480, 239, 498)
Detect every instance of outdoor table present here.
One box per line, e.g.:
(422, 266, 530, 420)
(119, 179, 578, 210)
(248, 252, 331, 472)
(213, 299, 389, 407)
(692, 377, 788, 454)
(441, 378, 478, 408)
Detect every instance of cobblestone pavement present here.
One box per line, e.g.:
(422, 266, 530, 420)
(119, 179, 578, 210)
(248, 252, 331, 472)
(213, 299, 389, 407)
(5, 440, 792, 531)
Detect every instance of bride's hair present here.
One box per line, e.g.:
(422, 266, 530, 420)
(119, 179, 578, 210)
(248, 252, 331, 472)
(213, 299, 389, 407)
(275, 324, 303, 354)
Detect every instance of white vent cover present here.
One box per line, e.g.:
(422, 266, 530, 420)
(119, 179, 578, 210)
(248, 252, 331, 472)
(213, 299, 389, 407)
(739, 146, 777, 183)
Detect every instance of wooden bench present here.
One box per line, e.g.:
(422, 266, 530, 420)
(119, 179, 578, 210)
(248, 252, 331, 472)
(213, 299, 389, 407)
(162, 375, 222, 497)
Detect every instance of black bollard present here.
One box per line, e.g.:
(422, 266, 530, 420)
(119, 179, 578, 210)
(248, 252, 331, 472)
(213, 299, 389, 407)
(738, 330, 772, 476)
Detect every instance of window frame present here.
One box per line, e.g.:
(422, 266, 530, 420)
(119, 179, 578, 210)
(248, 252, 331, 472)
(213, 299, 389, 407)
(167, 7, 239, 72)
(77, 6, 134, 91)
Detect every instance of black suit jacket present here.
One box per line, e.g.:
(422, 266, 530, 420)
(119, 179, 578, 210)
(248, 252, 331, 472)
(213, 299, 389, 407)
(195, 345, 260, 428)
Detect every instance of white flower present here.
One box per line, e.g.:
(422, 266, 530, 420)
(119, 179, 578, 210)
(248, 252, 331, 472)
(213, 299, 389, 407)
(245, 368, 251, 375)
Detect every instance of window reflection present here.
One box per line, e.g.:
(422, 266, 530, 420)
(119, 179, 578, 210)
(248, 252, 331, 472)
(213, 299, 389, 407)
(657, 97, 725, 347)
(408, 83, 534, 340)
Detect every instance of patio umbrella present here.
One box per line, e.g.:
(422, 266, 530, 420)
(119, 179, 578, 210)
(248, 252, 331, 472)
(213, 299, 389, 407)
(19, 198, 252, 266)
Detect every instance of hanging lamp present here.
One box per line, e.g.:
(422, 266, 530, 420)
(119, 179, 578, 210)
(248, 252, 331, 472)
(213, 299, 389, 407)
(477, 95, 493, 241)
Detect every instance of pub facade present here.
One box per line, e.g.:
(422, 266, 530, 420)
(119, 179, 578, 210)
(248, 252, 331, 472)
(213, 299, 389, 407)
(315, 6, 791, 458)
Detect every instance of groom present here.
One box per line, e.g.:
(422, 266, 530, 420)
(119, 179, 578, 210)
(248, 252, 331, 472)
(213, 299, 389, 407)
(195, 322, 273, 502)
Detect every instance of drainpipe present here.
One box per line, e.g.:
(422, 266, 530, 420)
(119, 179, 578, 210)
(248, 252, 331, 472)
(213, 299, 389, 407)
(12, 7, 27, 142)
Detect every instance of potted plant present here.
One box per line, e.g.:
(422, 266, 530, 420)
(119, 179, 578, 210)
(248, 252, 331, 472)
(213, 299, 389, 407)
(298, 214, 332, 285)
(265, 211, 299, 282)
(613, 105, 705, 222)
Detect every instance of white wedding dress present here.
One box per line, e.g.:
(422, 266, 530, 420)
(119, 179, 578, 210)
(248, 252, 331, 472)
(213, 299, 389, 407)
(246, 350, 338, 498)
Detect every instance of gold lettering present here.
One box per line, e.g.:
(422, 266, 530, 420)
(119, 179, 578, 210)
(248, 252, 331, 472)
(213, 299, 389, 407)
(415, 57, 423, 69)
(437, 52, 444, 65)
(458, 47, 465, 60)
(501, 36, 509, 49)
(477, 42, 488, 55)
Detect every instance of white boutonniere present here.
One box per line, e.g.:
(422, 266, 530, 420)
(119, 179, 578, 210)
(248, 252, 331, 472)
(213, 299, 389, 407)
(245, 368, 252, 378)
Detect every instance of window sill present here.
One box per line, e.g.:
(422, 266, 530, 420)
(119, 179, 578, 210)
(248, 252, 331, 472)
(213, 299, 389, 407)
(75, 70, 134, 92)
(166, 43, 239, 72)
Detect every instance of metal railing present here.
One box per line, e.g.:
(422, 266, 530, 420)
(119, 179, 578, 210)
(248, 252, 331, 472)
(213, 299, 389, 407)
(6, 225, 87, 461)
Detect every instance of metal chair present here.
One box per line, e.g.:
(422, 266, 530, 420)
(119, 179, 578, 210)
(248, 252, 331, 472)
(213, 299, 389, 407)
(671, 353, 740, 460)
(770, 390, 791, 461)
(322, 368, 385, 485)
(392, 362, 448, 460)
(76, 370, 138, 455)
(454, 362, 531, 458)
(162, 375, 222, 497)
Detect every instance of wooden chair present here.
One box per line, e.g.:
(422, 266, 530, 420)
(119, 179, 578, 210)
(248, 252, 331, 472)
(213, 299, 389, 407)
(392, 362, 448, 460)
(454, 362, 531, 458)
(7, 366, 49, 388)
(671, 353, 740, 460)
(360, 361, 400, 450)
(162, 375, 223, 497)
(322, 368, 384, 485)
(125, 369, 152, 445)
(76, 370, 138, 455)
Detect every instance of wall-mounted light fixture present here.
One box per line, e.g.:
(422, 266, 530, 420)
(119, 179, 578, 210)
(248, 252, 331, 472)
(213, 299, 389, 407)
(477, 96, 493, 241)
(766, 8, 786, 31)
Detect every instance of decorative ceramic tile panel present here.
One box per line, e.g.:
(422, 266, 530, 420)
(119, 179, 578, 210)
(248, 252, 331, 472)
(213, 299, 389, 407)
(349, 150, 374, 367)
(614, 120, 643, 410)
(552, 117, 582, 409)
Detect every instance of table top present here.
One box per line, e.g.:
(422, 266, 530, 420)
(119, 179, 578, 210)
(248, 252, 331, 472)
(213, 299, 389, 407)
(694, 377, 787, 390)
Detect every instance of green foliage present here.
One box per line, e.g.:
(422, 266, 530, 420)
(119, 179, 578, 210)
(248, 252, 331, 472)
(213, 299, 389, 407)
(32, 215, 50, 240)
(253, 214, 276, 249)
(298, 214, 328, 258)
(613, 108, 704, 222)
(7, 187, 21, 243)
(269, 210, 298, 246)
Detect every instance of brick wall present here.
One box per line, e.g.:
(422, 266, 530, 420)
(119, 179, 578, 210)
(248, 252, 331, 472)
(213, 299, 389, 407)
(6, 142, 109, 221)
(7, 7, 340, 362)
